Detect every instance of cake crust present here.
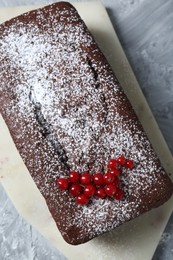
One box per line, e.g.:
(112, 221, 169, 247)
(0, 2, 173, 244)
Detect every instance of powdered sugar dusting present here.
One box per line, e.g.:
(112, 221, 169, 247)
(0, 3, 172, 244)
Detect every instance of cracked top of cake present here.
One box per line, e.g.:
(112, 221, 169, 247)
(0, 2, 172, 244)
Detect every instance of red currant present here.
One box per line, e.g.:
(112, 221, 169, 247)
(69, 171, 79, 183)
(57, 178, 69, 190)
(76, 194, 89, 205)
(109, 169, 120, 176)
(103, 172, 115, 184)
(84, 184, 96, 197)
(96, 187, 106, 199)
(69, 183, 82, 196)
(125, 159, 134, 169)
(105, 184, 117, 197)
(114, 188, 125, 200)
(93, 173, 104, 186)
(117, 155, 126, 166)
(80, 172, 92, 185)
(113, 177, 120, 187)
(108, 159, 119, 170)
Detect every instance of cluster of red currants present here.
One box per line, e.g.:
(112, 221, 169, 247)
(57, 156, 134, 205)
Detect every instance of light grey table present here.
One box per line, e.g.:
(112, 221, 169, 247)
(0, 0, 173, 259)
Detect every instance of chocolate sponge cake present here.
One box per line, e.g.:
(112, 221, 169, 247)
(0, 2, 173, 245)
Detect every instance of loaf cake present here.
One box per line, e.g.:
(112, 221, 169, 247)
(0, 2, 173, 245)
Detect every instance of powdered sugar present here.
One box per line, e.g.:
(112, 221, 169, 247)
(0, 3, 171, 244)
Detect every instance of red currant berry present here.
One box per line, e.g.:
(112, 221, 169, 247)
(114, 188, 125, 200)
(57, 178, 69, 190)
(108, 159, 119, 170)
(69, 171, 79, 183)
(109, 169, 120, 176)
(93, 173, 104, 186)
(69, 183, 82, 196)
(80, 172, 92, 185)
(84, 184, 96, 197)
(113, 177, 120, 187)
(76, 194, 89, 205)
(96, 187, 106, 199)
(103, 172, 115, 184)
(105, 184, 117, 197)
(117, 155, 126, 166)
(125, 159, 134, 169)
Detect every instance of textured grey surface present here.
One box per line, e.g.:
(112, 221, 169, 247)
(0, 0, 173, 259)
(0, 184, 67, 260)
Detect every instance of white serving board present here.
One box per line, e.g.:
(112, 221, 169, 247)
(0, 2, 173, 260)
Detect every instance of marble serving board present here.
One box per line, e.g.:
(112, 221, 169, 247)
(0, 2, 173, 260)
